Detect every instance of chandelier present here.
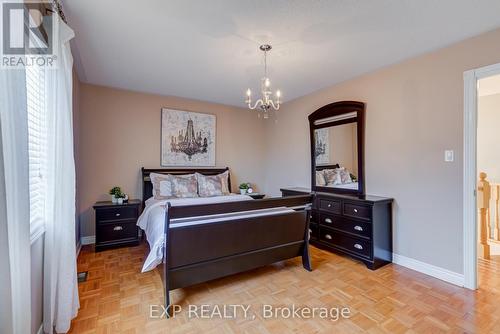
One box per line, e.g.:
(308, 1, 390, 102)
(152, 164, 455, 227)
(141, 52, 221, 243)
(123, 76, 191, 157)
(245, 44, 281, 118)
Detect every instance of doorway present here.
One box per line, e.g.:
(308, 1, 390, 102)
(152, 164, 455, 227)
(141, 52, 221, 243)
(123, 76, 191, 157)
(464, 63, 500, 290)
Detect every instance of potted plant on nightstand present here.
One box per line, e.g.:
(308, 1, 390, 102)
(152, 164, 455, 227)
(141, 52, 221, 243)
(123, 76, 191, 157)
(109, 186, 128, 204)
(109, 186, 122, 203)
(239, 183, 250, 195)
(115, 191, 126, 205)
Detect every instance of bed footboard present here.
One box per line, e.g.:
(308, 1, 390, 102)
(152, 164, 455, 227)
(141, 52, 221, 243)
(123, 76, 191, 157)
(162, 195, 313, 312)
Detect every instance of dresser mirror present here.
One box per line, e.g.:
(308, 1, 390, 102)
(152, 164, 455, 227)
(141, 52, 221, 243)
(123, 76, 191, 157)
(309, 101, 365, 195)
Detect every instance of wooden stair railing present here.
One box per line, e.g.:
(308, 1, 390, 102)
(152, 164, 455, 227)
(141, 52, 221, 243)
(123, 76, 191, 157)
(478, 172, 491, 259)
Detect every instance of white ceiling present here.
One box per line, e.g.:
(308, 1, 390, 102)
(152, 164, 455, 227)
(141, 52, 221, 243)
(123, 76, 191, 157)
(64, 0, 500, 107)
(479, 74, 500, 97)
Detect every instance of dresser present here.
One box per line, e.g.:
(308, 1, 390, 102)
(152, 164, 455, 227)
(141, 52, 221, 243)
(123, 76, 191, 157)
(281, 188, 393, 270)
(93, 200, 141, 251)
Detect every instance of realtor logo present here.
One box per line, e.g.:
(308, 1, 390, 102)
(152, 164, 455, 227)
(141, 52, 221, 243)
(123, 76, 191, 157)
(1, 0, 58, 68)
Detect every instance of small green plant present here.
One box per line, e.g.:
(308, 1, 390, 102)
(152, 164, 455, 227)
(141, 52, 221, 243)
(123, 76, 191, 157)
(109, 186, 122, 196)
(115, 191, 126, 199)
(239, 183, 250, 190)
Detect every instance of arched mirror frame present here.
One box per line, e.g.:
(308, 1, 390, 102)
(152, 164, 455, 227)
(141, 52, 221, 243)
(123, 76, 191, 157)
(309, 101, 365, 195)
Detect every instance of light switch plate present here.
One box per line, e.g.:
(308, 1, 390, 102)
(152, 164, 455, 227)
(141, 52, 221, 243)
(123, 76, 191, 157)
(445, 150, 454, 162)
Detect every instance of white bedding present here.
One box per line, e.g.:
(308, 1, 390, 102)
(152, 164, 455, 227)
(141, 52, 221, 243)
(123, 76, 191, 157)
(323, 182, 359, 190)
(137, 194, 292, 272)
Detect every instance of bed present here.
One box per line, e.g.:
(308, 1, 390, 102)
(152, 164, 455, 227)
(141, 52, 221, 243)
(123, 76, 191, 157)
(139, 167, 313, 313)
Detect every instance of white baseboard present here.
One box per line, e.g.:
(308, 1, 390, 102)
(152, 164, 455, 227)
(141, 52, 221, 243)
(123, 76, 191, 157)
(80, 235, 95, 245)
(393, 253, 464, 287)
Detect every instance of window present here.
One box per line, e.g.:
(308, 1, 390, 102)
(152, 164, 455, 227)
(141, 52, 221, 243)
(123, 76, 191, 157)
(26, 65, 47, 242)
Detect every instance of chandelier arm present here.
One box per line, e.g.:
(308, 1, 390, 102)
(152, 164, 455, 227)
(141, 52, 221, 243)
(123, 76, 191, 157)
(248, 99, 264, 110)
(268, 100, 280, 111)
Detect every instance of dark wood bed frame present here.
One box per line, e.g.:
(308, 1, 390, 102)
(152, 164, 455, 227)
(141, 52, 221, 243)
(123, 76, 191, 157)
(141, 167, 313, 313)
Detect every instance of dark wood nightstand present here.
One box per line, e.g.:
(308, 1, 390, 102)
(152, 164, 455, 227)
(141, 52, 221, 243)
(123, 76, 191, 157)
(280, 187, 311, 197)
(93, 199, 141, 251)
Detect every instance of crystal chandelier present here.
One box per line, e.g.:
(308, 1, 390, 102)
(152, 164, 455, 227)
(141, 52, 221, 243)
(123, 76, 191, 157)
(245, 44, 281, 118)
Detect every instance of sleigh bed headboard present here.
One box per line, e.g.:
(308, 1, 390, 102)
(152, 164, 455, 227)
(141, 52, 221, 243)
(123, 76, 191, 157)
(141, 167, 231, 204)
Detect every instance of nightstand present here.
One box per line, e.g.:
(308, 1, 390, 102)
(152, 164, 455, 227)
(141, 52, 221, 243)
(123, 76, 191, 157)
(93, 199, 141, 251)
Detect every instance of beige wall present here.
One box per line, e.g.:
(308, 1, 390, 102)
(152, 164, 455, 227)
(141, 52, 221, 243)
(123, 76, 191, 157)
(328, 123, 358, 176)
(77, 84, 266, 237)
(263, 28, 500, 274)
(478, 93, 500, 183)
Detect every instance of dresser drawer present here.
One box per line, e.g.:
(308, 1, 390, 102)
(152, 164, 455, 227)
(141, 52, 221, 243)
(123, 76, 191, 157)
(308, 211, 318, 224)
(343, 203, 371, 220)
(96, 206, 137, 223)
(308, 223, 319, 241)
(319, 228, 371, 258)
(320, 213, 371, 238)
(96, 221, 138, 244)
(319, 199, 341, 214)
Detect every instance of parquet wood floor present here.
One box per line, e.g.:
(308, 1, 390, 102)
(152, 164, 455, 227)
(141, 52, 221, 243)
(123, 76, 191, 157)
(69, 243, 500, 333)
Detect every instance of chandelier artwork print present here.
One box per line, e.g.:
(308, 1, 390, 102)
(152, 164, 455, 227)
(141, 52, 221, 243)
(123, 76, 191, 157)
(161, 108, 216, 166)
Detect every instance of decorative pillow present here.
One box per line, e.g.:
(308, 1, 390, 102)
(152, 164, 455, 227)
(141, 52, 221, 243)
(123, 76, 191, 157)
(218, 170, 231, 195)
(316, 170, 327, 186)
(196, 171, 231, 197)
(170, 174, 199, 198)
(338, 167, 353, 184)
(150, 173, 173, 200)
(323, 168, 342, 185)
(196, 173, 225, 197)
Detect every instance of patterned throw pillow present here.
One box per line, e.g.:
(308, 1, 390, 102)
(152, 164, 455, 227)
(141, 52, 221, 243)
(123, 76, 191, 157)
(196, 173, 224, 197)
(150, 173, 173, 200)
(338, 167, 353, 184)
(196, 171, 231, 197)
(170, 174, 199, 198)
(323, 168, 342, 185)
(316, 170, 327, 186)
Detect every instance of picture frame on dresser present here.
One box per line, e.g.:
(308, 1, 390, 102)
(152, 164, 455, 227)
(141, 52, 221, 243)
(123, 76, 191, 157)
(309, 101, 365, 196)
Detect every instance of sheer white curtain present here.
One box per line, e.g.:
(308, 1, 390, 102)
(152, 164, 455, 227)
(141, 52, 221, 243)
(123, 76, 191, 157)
(42, 18, 79, 334)
(0, 59, 32, 334)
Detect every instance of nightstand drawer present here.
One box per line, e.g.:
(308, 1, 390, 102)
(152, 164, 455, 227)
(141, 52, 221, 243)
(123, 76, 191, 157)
(96, 206, 137, 223)
(96, 221, 138, 244)
(343, 203, 371, 220)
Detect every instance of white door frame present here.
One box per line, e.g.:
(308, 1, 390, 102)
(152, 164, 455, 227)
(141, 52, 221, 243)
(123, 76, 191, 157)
(463, 62, 500, 290)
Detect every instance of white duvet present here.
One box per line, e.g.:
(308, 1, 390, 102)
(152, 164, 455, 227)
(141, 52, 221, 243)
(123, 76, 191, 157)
(137, 194, 254, 272)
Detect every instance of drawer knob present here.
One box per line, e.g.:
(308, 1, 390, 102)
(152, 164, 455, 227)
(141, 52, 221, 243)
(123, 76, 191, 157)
(353, 208, 358, 213)
(310, 215, 313, 219)
(354, 225, 363, 231)
(325, 234, 332, 240)
(327, 204, 332, 208)
(324, 218, 332, 224)
(354, 243, 363, 250)
(115, 213, 121, 217)
(113, 226, 123, 231)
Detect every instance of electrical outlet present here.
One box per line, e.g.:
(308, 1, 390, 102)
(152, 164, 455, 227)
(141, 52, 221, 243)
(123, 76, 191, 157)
(445, 150, 454, 162)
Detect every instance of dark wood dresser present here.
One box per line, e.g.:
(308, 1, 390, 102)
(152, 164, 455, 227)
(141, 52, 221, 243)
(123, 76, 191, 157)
(93, 200, 141, 251)
(281, 188, 393, 270)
